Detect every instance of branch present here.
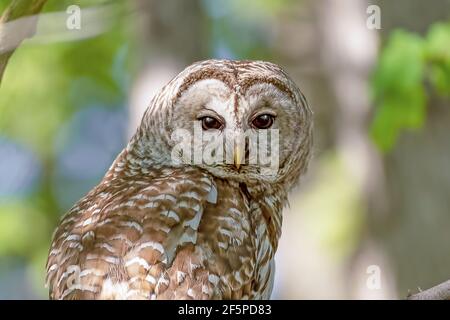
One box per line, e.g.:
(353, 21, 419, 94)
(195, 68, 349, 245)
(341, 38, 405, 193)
(407, 280, 450, 300)
(0, 0, 47, 85)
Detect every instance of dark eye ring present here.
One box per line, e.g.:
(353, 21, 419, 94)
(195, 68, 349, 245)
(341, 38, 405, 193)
(252, 114, 275, 129)
(199, 116, 223, 130)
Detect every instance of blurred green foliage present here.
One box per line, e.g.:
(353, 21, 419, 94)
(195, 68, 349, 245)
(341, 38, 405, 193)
(370, 22, 450, 152)
(0, 0, 132, 298)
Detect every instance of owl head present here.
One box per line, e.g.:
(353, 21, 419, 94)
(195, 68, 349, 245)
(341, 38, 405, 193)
(131, 59, 312, 191)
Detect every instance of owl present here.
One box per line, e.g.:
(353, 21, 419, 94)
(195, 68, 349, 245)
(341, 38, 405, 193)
(45, 59, 313, 300)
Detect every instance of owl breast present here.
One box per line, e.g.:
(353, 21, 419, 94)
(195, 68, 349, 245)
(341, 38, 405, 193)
(46, 157, 279, 300)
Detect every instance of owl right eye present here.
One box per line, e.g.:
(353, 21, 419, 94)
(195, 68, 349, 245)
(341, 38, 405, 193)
(199, 116, 223, 130)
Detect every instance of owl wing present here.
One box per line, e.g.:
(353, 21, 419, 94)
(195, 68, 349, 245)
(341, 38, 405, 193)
(46, 167, 257, 299)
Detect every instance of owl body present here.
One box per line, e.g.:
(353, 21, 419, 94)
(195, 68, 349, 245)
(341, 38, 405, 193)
(46, 60, 312, 299)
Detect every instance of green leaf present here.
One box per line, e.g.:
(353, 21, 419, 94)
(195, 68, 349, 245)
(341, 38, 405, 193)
(426, 22, 450, 96)
(370, 30, 426, 152)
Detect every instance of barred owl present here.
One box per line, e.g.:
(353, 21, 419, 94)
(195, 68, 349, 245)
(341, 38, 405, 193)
(46, 59, 313, 300)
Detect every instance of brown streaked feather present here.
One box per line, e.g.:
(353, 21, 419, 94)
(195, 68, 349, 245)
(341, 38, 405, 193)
(46, 163, 279, 300)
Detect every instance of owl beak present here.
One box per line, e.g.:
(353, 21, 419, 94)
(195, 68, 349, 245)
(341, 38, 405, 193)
(233, 144, 243, 170)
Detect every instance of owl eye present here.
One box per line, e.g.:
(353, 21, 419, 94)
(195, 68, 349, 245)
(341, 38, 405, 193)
(199, 116, 223, 130)
(252, 114, 274, 129)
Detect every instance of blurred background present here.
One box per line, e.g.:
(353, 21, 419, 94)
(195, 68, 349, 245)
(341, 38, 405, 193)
(0, 0, 449, 299)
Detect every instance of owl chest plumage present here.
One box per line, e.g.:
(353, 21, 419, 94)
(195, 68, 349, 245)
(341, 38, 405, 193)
(46, 161, 282, 300)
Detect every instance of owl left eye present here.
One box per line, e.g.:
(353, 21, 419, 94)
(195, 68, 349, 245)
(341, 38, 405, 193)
(252, 114, 274, 129)
(199, 116, 223, 130)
